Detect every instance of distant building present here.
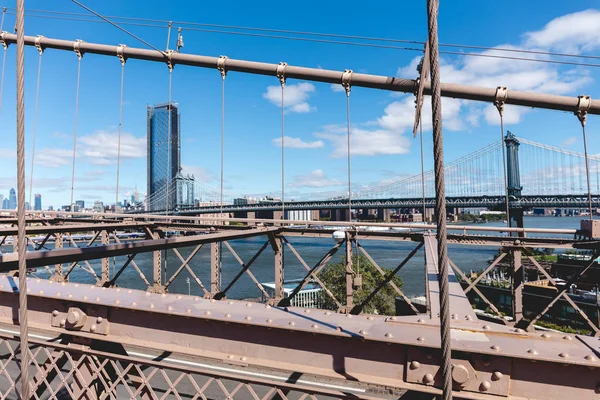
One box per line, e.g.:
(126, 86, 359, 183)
(1, 198, 8, 209)
(93, 201, 104, 212)
(48, 205, 53, 211)
(8, 188, 16, 210)
(132, 186, 140, 204)
(75, 200, 85, 210)
(25, 202, 30, 211)
(147, 102, 180, 212)
(34, 194, 42, 211)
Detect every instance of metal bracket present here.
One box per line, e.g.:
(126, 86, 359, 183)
(576, 94, 591, 127)
(51, 307, 109, 336)
(0, 31, 7, 50)
(277, 62, 287, 87)
(494, 86, 508, 115)
(34, 35, 45, 55)
(166, 50, 175, 71)
(217, 55, 228, 80)
(117, 44, 127, 66)
(341, 69, 353, 96)
(73, 39, 84, 60)
(176, 27, 184, 53)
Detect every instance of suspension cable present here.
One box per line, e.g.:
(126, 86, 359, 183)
(15, 1, 30, 397)
(70, 43, 83, 212)
(576, 95, 593, 219)
(218, 56, 227, 219)
(165, 53, 173, 215)
(0, 33, 6, 115)
(277, 62, 287, 219)
(28, 37, 43, 208)
(115, 45, 126, 211)
(342, 69, 353, 222)
(420, 117, 426, 222)
(426, 0, 452, 398)
(494, 87, 510, 229)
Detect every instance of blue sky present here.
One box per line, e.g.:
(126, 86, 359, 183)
(1, 1, 600, 209)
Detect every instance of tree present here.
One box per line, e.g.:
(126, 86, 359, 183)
(318, 254, 403, 315)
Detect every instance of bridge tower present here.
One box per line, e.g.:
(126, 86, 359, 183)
(505, 132, 524, 230)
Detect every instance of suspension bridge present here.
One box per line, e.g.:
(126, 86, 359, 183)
(0, 2, 600, 400)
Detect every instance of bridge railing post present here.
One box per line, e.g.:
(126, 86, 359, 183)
(149, 229, 165, 293)
(100, 230, 109, 285)
(344, 231, 354, 313)
(511, 248, 523, 324)
(50, 233, 64, 282)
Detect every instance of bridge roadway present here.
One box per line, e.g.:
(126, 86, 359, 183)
(137, 194, 600, 215)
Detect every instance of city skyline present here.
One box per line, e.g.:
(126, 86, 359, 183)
(0, 2, 598, 207)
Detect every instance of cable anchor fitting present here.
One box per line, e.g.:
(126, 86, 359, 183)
(576, 95, 591, 127)
(117, 44, 127, 67)
(342, 69, 353, 97)
(276, 62, 288, 87)
(494, 86, 508, 115)
(73, 39, 85, 60)
(0, 31, 8, 50)
(166, 50, 175, 72)
(217, 55, 228, 80)
(34, 35, 44, 55)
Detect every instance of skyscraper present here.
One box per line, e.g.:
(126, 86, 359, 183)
(8, 188, 16, 210)
(76, 200, 85, 210)
(34, 194, 42, 211)
(147, 102, 181, 211)
(2, 198, 8, 210)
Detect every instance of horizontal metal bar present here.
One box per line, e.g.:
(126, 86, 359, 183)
(0, 222, 150, 236)
(0, 227, 277, 270)
(1, 32, 599, 114)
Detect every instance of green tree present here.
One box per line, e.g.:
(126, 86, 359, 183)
(318, 254, 403, 315)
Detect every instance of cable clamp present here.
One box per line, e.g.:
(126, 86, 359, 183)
(576, 95, 591, 127)
(342, 69, 353, 96)
(34, 35, 44, 55)
(217, 55, 228, 80)
(0, 31, 8, 50)
(166, 50, 175, 71)
(73, 39, 84, 60)
(494, 86, 508, 114)
(276, 62, 287, 87)
(117, 44, 127, 66)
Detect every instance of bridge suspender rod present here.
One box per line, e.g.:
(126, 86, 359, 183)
(116, 45, 126, 212)
(70, 40, 83, 213)
(277, 62, 287, 219)
(15, 1, 30, 397)
(2, 32, 600, 115)
(165, 52, 174, 215)
(576, 95, 594, 219)
(342, 69, 352, 221)
(494, 87, 510, 229)
(0, 28, 7, 114)
(218, 55, 227, 220)
(426, 0, 452, 399)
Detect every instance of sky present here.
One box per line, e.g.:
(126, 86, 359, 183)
(1, 0, 600, 209)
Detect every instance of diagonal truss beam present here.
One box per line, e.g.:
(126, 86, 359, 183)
(215, 241, 270, 300)
(223, 241, 271, 300)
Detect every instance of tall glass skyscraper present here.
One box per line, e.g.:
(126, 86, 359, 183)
(8, 188, 16, 210)
(34, 194, 42, 211)
(147, 102, 181, 211)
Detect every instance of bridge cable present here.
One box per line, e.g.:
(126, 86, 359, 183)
(277, 62, 287, 219)
(115, 45, 126, 212)
(70, 41, 83, 212)
(0, 31, 7, 115)
(218, 56, 227, 289)
(494, 87, 510, 229)
(420, 117, 426, 221)
(342, 69, 353, 222)
(576, 95, 593, 219)
(426, 0, 453, 398)
(28, 36, 43, 209)
(165, 55, 174, 215)
(15, 1, 30, 397)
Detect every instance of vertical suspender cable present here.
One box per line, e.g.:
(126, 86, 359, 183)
(15, 0, 30, 397)
(425, 0, 452, 399)
(342, 70, 353, 222)
(420, 118, 426, 222)
(576, 95, 593, 218)
(277, 62, 287, 220)
(70, 46, 82, 213)
(0, 30, 6, 115)
(28, 40, 42, 209)
(494, 87, 510, 229)
(218, 56, 227, 289)
(115, 47, 125, 211)
(165, 60, 173, 215)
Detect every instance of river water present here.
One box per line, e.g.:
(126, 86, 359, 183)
(4, 216, 586, 300)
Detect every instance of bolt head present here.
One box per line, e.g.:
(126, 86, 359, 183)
(480, 381, 491, 391)
(59, 319, 66, 327)
(289, 321, 295, 326)
(562, 335, 573, 340)
(584, 355, 596, 361)
(491, 344, 500, 351)
(266, 319, 273, 323)
(423, 373, 434, 384)
(482, 325, 491, 330)
(67, 311, 80, 325)
(452, 364, 470, 386)
(527, 349, 538, 355)
(417, 318, 425, 323)
(52, 310, 59, 317)
(225, 313, 231, 318)
(90, 324, 97, 333)
(385, 332, 393, 338)
(492, 371, 503, 381)
(410, 361, 421, 370)
(417, 336, 425, 342)
(245, 316, 252, 321)
(559, 352, 568, 358)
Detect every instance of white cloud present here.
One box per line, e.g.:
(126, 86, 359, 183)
(79, 130, 145, 165)
(35, 148, 73, 168)
(0, 148, 16, 160)
(180, 165, 216, 182)
(562, 137, 577, 147)
(316, 125, 411, 158)
(263, 82, 316, 113)
(272, 136, 324, 149)
(289, 170, 343, 188)
(330, 84, 345, 93)
(525, 9, 600, 53)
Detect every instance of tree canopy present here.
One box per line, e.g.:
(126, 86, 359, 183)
(318, 254, 403, 315)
